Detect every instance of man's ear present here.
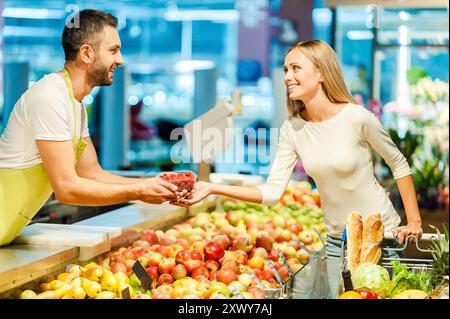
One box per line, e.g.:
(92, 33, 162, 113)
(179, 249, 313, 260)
(79, 44, 94, 64)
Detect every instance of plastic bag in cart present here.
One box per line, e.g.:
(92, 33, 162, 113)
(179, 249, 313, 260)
(286, 247, 332, 299)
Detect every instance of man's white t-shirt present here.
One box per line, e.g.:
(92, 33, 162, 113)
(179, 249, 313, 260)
(0, 73, 90, 169)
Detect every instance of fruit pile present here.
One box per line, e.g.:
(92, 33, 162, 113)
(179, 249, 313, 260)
(18, 182, 326, 299)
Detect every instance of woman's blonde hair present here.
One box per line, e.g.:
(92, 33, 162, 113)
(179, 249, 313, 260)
(286, 40, 356, 118)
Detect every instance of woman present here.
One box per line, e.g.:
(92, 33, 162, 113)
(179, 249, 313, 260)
(178, 40, 423, 296)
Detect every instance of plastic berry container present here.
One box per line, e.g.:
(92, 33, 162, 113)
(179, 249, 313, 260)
(158, 170, 197, 193)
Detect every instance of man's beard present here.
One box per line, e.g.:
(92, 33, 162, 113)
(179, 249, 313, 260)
(87, 60, 114, 87)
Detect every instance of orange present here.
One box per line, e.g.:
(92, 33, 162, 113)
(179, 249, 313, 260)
(338, 291, 363, 299)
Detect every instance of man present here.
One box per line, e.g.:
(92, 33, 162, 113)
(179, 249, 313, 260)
(0, 10, 180, 246)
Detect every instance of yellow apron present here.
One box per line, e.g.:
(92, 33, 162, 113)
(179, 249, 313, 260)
(0, 69, 87, 246)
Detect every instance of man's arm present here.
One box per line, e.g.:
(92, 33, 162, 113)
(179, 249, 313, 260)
(36, 140, 178, 206)
(75, 137, 141, 184)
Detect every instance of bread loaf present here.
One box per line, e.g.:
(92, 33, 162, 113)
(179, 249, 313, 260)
(360, 213, 384, 264)
(346, 211, 363, 273)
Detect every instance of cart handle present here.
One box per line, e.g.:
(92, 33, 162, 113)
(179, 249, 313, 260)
(383, 232, 442, 253)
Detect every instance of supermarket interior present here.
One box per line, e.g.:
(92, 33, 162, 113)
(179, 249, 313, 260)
(0, 0, 448, 301)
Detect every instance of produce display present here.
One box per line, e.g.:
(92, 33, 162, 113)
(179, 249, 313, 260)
(18, 182, 326, 299)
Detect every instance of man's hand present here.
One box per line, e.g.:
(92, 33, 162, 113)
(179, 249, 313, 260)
(137, 178, 179, 204)
(171, 181, 212, 207)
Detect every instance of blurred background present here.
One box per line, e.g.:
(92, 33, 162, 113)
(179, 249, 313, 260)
(0, 0, 448, 221)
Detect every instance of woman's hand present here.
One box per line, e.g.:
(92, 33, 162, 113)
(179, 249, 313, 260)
(170, 181, 212, 207)
(392, 222, 423, 244)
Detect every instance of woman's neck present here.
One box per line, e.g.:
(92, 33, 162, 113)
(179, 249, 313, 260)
(301, 95, 347, 123)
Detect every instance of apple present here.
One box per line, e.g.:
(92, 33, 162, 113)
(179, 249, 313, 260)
(310, 189, 320, 206)
(252, 247, 269, 259)
(132, 240, 150, 248)
(233, 250, 248, 265)
(212, 234, 232, 250)
(175, 250, 192, 264)
(170, 264, 187, 280)
(151, 284, 173, 299)
(277, 266, 289, 281)
(191, 266, 209, 280)
(268, 248, 279, 262)
(189, 249, 203, 261)
(167, 244, 184, 258)
(301, 194, 317, 206)
(158, 273, 174, 286)
(220, 259, 238, 272)
(123, 248, 137, 260)
(203, 242, 225, 261)
(111, 253, 126, 265)
(146, 265, 159, 281)
(255, 231, 274, 252)
(154, 245, 169, 257)
(225, 211, 240, 226)
(159, 234, 177, 246)
(276, 229, 292, 242)
(158, 258, 176, 274)
(231, 234, 253, 253)
(248, 256, 265, 270)
(296, 249, 310, 265)
(204, 260, 220, 272)
(287, 223, 303, 235)
(217, 269, 238, 285)
(287, 240, 301, 250)
(140, 229, 158, 245)
(165, 229, 180, 238)
(282, 246, 297, 259)
(238, 273, 253, 288)
(191, 241, 206, 255)
(132, 247, 147, 258)
(183, 260, 203, 273)
(148, 252, 163, 267)
(208, 271, 217, 281)
(176, 238, 190, 250)
(261, 269, 275, 281)
(111, 262, 127, 274)
(298, 231, 314, 245)
(293, 189, 306, 202)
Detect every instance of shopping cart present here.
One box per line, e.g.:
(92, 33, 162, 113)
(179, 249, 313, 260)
(336, 231, 439, 298)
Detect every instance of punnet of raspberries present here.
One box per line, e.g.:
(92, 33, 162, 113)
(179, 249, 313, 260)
(159, 171, 196, 193)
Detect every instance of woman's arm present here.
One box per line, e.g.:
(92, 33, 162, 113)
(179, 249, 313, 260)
(392, 175, 423, 244)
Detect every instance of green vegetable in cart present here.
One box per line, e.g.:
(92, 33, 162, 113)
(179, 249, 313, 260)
(351, 263, 391, 299)
(388, 261, 432, 297)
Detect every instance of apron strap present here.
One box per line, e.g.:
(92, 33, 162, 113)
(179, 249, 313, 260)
(60, 68, 78, 141)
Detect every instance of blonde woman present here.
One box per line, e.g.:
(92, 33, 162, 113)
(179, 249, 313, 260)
(178, 40, 423, 295)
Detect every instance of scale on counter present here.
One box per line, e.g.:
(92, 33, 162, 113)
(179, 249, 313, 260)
(184, 89, 242, 181)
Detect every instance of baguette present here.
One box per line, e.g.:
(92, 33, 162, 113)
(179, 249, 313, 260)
(346, 211, 363, 273)
(360, 213, 384, 264)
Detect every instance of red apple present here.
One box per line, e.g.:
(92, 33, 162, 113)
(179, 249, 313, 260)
(167, 244, 184, 258)
(191, 266, 209, 280)
(123, 248, 137, 260)
(247, 286, 266, 299)
(220, 259, 238, 272)
(158, 258, 176, 274)
(146, 265, 159, 281)
(208, 270, 217, 281)
(140, 229, 158, 245)
(287, 223, 303, 235)
(154, 245, 169, 257)
(189, 249, 203, 261)
(191, 241, 206, 254)
(278, 266, 289, 281)
(170, 264, 187, 280)
(203, 242, 225, 261)
(111, 253, 126, 265)
(276, 229, 292, 242)
(231, 234, 253, 253)
(216, 269, 238, 285)
(175, 250, 192, 264)
(158, 273, 174, 286)
(212, 234, 232, 250)
(183, 259, 203, 273)
(261, 269, 275, 281)
(256, 231, 274, 251)
(111, 262, 127, 274)
(296, 249, 310, 265)
(204, 260, 220, 272)
(132, 247, 147, 258)
(148, 252, 163, 267)
(268, 248, 278, 262)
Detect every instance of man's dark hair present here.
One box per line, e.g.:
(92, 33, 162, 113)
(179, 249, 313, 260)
(62, 9, 118, 61)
